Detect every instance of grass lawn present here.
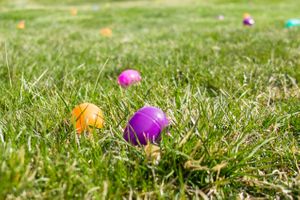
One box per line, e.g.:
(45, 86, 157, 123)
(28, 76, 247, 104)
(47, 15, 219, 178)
(0, 0, 300, 198)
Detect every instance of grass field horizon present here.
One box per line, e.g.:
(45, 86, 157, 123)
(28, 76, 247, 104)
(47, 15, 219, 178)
(0, 0, 300, 199)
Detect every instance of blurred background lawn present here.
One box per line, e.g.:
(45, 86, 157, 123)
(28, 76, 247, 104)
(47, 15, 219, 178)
(0, 0, 299, 5)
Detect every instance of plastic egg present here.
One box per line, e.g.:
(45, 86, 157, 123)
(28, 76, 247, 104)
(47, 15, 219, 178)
(100, 28, 112, 37)
(285, 19, 300, 28)
(217, 15, 224, 20)
(123, 106, 169, 145)
(17, 20, 25, 29)
(243, 17, 255, 26)
(243, 13, 251, 19)
(71, 103, 104, 134)
(92, 5, 100, 11)
(70, 8, 78, 16)
(118, 69, 141, 87)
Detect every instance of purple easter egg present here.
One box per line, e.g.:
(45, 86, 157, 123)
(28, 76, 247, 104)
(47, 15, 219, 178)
(243, 17, 255, 26)
(118, 69, 141, 87)
(123, 106, 169, 146)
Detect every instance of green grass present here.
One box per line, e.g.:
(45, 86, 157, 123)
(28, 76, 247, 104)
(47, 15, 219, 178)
(0, 0, 300, 198)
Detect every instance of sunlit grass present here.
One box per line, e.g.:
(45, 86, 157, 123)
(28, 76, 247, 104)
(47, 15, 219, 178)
(0, 0, 300, 198)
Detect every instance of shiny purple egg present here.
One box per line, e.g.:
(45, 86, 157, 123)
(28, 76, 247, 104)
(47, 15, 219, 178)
(123, 106, 169, 146)
(118, 69, 141, 87)
(243, 17, 255, 26)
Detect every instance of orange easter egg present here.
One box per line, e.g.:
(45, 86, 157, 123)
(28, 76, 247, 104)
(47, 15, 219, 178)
(243, 13, 251, 19)
(71, 8, 78, 16)
(100, 28, 112, 37)
(17, 20, 25, 29)
(71, 103, 104, 134)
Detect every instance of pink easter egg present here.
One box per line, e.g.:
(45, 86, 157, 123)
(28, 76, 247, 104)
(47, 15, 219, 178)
(118, 69, 141, 87)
